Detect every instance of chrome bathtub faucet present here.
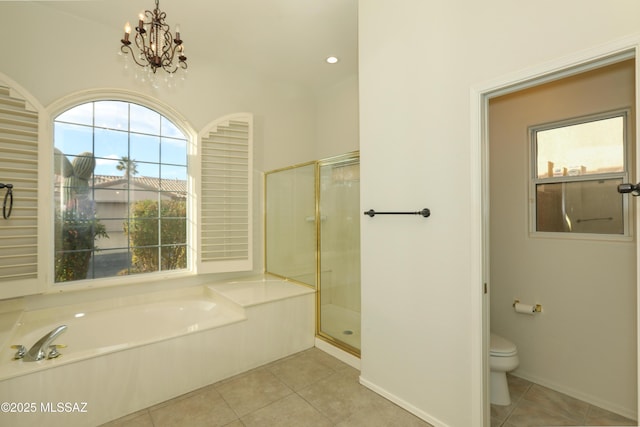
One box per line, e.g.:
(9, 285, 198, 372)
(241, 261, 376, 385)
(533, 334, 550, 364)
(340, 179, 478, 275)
(16, 325, 68, 362)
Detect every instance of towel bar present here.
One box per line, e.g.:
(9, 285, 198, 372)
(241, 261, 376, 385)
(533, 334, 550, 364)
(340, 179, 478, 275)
(363, 208, 430, 218)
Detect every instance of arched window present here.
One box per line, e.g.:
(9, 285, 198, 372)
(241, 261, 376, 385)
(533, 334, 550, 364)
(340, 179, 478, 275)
(53, 100, 188, 282)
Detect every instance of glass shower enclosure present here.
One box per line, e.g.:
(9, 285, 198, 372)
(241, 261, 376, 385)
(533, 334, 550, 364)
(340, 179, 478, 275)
(265, 152, 361, 355)
(317, 154, 361, 354)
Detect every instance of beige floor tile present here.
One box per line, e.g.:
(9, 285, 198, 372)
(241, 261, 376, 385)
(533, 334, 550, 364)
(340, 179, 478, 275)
(506, 374, 533, 403)
(215, 367, 293, 417)
(147, 383, 216, 411)
(150, 386, 237, 427)
(585, 405, 638, 426)
(521, 384, 589, 423)
(298, 369, 431, 426)
(268, 348, 346, 391)
(301, 347, 354, 372)
(240, 393, 333, 427)
(100, 410, 154, 427)
(297, 369, 378, 421)
(506, 398, 582, 426)
(491, 375, 532, 426)
(334, 401, 434, 427)
(491, 415, 505, 427)
(491, 401, 515, 426)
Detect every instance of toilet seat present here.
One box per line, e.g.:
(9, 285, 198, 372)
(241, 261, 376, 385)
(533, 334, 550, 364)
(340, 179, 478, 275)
(490, 333, 517, 357)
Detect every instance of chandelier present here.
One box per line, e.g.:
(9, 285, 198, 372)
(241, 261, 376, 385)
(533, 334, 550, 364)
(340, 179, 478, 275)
(120, 0, 187, 75)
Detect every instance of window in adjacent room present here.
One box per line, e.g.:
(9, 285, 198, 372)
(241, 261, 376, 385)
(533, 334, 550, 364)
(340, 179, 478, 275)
(531, 110, 629, 236)
(53, 100, 188, 283)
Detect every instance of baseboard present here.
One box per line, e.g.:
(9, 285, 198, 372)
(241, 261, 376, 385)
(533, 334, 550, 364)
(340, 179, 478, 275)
(314, 337, 360, 370)
(511, 370, 638, 422)
(358, 376, 450, 427)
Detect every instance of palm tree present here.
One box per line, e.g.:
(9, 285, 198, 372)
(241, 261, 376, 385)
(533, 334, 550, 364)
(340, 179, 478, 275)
(116, 156, 138, 180)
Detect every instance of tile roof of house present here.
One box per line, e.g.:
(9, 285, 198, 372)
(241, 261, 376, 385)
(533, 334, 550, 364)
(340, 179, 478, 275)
(93, 175, 187, 195)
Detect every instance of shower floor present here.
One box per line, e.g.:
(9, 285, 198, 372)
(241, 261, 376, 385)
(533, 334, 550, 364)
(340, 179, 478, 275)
(319, 303, 361, 350)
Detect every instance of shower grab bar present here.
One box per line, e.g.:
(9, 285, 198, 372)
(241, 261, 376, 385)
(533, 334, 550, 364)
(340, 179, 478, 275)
(576, 217, 613, 223)
(363, 208, 431, 218)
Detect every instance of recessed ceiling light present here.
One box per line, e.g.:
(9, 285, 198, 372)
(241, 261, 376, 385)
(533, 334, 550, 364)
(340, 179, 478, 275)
(326, 56, 339, 64)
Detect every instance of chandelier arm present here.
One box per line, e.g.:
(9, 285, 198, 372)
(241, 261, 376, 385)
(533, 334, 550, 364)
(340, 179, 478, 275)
(134, 31, 156, 69)
(162, 63, 179, 74)
(121, 45, 151, 69)
(162, 30, 173, 56)
(166, 43, 182, 64)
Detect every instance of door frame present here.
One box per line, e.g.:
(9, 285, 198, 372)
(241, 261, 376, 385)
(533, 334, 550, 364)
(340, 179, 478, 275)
(470, 36, 640, 426)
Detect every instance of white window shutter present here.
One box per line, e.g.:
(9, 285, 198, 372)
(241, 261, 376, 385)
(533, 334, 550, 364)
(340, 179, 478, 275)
(197, 113, 253, 273)
(0, 80, 44, 298)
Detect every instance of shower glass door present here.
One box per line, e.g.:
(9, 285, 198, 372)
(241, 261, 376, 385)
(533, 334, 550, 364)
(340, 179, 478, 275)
(318, 153, 360, 354)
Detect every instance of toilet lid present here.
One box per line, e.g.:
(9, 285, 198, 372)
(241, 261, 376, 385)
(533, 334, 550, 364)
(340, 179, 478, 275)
(490, 333, 517, 357)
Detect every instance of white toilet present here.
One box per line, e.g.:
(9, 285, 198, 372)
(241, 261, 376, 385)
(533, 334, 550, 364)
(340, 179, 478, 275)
(490, 333, 519, 406)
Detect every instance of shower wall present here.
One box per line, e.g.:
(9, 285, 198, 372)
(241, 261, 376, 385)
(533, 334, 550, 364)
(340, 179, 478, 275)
(489, 59, 636, 418)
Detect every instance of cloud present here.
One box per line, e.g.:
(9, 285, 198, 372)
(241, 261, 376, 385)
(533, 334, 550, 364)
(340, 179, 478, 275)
(95, 155, 120, 165)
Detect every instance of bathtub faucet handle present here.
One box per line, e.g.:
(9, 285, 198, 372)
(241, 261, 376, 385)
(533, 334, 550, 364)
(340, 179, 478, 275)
(11, 344, 26, 359)
(23, 325, 68, 362)
(47, 344, 66, 359)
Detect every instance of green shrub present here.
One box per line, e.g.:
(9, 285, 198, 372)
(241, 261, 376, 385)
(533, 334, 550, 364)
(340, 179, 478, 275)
(124, 199, 187, 274)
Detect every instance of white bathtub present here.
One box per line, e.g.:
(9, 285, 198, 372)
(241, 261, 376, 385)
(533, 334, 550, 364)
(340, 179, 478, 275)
(0, 276, 315, 427)
(0, 291, 246, 380)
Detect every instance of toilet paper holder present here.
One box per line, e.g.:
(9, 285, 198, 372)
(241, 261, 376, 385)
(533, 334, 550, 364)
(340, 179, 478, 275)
(513, 299, 542, 313)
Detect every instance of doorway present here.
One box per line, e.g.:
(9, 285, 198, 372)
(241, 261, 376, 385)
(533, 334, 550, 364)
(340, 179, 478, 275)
(477, 47, 639, 426)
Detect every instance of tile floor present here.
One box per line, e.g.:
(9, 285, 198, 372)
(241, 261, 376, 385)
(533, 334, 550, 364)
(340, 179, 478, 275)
(101, 347, 432, 427)
(101, 348, 638, 427)
(492, 374, 638, 426)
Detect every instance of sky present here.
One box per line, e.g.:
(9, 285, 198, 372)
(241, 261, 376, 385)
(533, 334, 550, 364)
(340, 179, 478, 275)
(536, 115, 624, 178)
(54, 100, 188, 180)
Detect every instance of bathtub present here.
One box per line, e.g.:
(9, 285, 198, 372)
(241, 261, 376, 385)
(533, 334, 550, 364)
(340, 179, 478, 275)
(0, 276, 315, 427)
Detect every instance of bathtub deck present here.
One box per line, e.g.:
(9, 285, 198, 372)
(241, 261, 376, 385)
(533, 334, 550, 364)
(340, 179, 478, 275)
(208, 277, 314, 307)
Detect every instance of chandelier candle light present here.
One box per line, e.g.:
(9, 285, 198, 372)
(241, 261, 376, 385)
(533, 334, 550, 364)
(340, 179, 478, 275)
(120, 0, 187, 75)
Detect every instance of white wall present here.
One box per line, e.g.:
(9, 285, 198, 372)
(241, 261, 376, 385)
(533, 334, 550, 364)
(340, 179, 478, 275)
(316, 74, 360, 160)
(358, 1, 640, 425)
(490, 60, 637, 417)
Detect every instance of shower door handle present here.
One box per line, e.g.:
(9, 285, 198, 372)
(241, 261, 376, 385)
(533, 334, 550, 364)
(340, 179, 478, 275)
(617, 182, 640, 196)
